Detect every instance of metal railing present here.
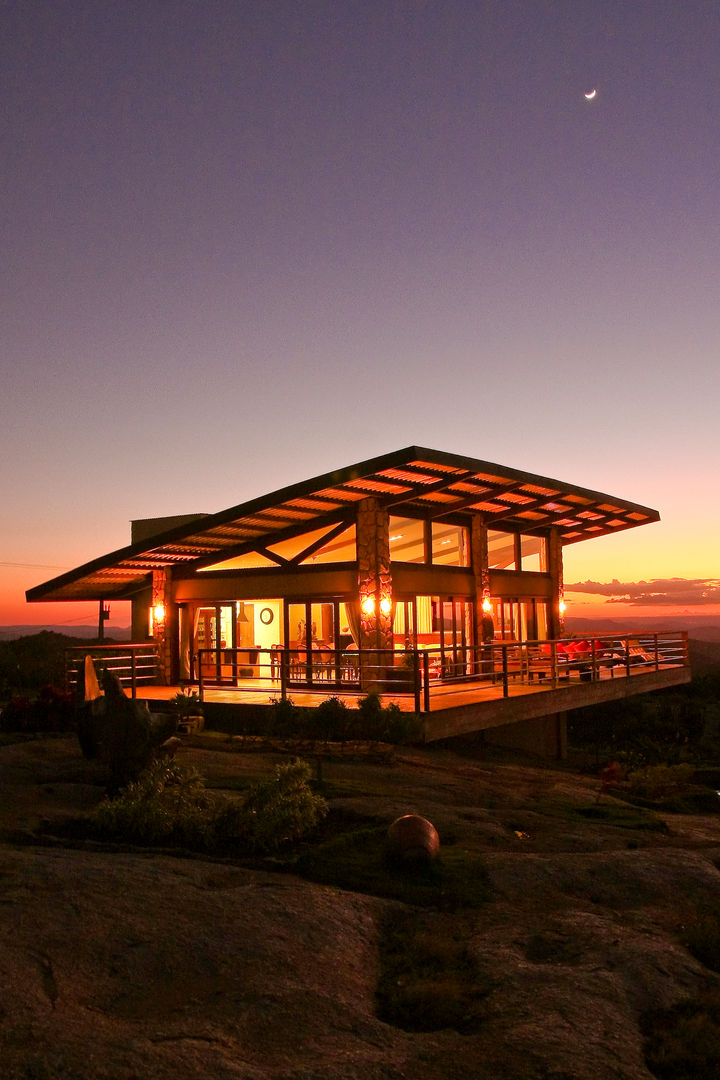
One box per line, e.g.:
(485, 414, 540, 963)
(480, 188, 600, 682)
(65, 643, 160, 699)
(196, 632, 689, 712)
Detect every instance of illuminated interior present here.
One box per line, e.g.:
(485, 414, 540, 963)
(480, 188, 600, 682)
(389, 517, 469, 566)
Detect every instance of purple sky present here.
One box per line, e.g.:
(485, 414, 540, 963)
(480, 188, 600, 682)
(3, 1, 719, 626)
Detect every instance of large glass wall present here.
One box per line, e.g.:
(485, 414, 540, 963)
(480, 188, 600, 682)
(488, 530, 548, 572)
(488, 599, 549, 641)
(390, 517, 469, 566)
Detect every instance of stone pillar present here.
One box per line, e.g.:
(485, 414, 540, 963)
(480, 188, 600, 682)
(151, 569, 173, 685)
(548, 529, 564, 640)
(471, 518, 491, 645)
(356, 499, 393, 687)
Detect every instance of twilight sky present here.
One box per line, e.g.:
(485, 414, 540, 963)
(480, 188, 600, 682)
(2, 0, 719, 628)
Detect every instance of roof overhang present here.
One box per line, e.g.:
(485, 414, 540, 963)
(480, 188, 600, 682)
(26, 446, 660, 603)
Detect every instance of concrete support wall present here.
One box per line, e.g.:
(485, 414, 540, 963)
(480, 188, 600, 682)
(483, 711, 568, 760)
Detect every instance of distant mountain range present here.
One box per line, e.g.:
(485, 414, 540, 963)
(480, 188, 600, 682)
(2, 615, 720, 643)
(565, 614, 720, 642)
(0, 625, 132, 642)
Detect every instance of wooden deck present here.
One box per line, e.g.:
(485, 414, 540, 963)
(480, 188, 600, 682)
(137, 661, 692, 744)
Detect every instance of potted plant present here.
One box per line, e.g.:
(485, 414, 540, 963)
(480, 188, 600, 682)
(171, 690, 205, 734)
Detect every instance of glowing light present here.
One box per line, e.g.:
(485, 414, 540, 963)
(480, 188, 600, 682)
(361, 595, 375, 617)
(379, 596, 392, 616)
(559, 598, 567, 615)
(584, 88, 597, 100)
(153, 602, 166, 622)
(482, 596, 493, 614)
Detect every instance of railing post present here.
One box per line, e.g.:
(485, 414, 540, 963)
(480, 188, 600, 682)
(198, 651, 205, 701)
(131, 649, 137, 699)
(422, 652, 430, 713)
(654, 633, 659, 670)
(280, 648, 288, 701)
(625, 639, 631, 677)
(502, 646, 509, 698)
(413, 650, 421, 714)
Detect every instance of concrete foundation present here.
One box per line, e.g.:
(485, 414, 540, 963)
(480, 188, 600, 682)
(483, 711, 568, 760)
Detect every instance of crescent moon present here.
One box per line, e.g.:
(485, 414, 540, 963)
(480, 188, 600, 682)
(584, 89, 597, 100)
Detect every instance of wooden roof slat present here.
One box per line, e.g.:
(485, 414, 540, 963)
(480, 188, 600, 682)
(26, 446, 660, 602)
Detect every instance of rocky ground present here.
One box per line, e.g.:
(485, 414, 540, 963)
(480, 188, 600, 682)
(2, 732, 720, 1079)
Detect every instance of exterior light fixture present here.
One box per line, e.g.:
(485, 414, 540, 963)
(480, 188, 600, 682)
(361, 595, 376, 617)
(558, 596, 567, 615)
(153, 602, 166, 623)
(481, 590, 493, 614)
(379, 596, 392, 616)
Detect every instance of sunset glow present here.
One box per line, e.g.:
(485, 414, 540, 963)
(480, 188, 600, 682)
(3, 4, 718, 632)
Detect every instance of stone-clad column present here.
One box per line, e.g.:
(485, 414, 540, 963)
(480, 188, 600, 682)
(471, 517, 490, 645)
(548, 529, 564, 640)
(356, 499, 393, 691)
(151, 569, 173, 685)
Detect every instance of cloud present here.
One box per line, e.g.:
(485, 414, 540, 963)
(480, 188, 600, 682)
(565, 579, 720, 606)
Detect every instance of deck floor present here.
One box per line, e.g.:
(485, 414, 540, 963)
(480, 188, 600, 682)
(137, 663, 679, 714)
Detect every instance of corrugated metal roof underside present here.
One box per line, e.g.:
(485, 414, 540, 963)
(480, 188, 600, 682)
(26, 446, 659, 602)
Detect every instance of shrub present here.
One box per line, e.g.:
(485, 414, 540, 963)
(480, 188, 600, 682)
(313, 696, 352, 743)
(355, 692, 422, 744)
(267, 697, 303, 737)
(0, 695, 34, 732)
(0, 686, 75, 733)
(91, 757, 327, 855)
(91, 759, 219, 847)
(240, 759, 328, 853)
(627, 763, 695, 802)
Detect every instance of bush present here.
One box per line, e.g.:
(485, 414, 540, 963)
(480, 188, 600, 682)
(313, 696, 352, 742)
(0, 685, 74, 733)
(91, 759, 219, 847)
(240, 759, 328, 853)
(355, 692, 422, 744)
(91, 757, 327, 855)
(627, 763, 695, 802)
(263, 692, 422, 746)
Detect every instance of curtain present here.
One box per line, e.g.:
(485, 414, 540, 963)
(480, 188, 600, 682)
(342, 601, 360, 646)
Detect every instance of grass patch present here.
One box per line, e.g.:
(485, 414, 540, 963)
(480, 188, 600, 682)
(534, 795, 668, 832)
(295, 826, 491, 909)
(376, 909, 487, 1032)
(643, 989, 720, 1080)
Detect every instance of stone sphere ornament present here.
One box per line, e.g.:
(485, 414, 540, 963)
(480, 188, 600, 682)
(387, 814, 440, 864)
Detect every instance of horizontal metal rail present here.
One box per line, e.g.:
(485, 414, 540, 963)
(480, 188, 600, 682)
(65, 643, 160, 700)
(195, 632, 689, 711)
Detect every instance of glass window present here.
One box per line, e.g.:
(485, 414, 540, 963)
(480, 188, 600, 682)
(198, 551, 278, 571)
(389, 517, 426, 563)
(269, 525, 352, 563)
(488, 530, 517, 570)
(520, 534, 547, 572)
(300, 525, 356, 564)
(431, 523, 469, 566)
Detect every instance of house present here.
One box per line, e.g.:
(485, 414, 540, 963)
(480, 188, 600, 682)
(26, 447, 689, 754)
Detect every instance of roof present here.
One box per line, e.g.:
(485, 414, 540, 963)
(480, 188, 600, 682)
(26, 446, 660, 602)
